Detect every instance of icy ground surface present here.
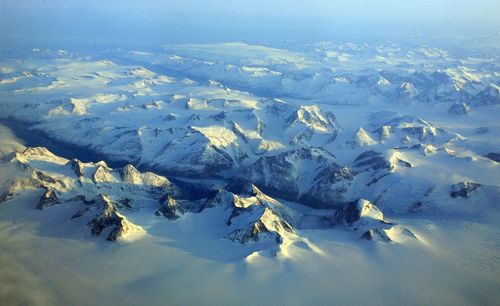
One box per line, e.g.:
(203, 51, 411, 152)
(0, 39, 499, 305)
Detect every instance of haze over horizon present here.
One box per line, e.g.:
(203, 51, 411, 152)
(2, 0, 500, 50)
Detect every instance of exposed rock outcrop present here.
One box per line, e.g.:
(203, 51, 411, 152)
(35, 187, 61, 210)
(232, 147, 353, 208)
(447, 102, 471, 115)
(74, 194, 144, 241)
(155, 195, 185, 220)
(450, 182, 482, 198)
(331, 199, 417, 243)
(486, 152, 500, 162)
(225, 186, 297, 244)
(67, 158, 85, 177)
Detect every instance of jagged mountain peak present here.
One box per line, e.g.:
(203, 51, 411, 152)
(10, 146, 68, 166)
(202, 188, 237, 210)
(92, 164, 116, 183)
(287, 105, 338, 132)
(66, 158, 85, 177)
(19, 147, 56, 159)
(120, 163, 171, 188)
(79, 193, 145, 241)
(357, 199, 384, 222)
(226, 205, 295, 244)
(351, 127, 377, 147)
(155, 195, 185, 220)
(35, 186, 61, 210)
(333, 198, 417, 243)
(225, 187, 299, 245)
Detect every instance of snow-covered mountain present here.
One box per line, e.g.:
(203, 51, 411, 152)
(1, 41, 498, 229)
(1, 144, 427, 252)
(0, 40, 499, 306)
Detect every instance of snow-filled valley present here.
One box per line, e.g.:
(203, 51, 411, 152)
(0, 40, 499, 305)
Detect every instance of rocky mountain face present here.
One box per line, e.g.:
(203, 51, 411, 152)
(224, 186, 297, 244)
(0, 146, 179, 241)
(333, 199, 417, 242)
(0, 145, 435, 254)
(231, 147, 354, 208)
(155, 195, 185, 220)
(72, 194, 144, 241)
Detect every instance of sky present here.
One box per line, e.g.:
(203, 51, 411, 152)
(1, 0, 500, 49)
